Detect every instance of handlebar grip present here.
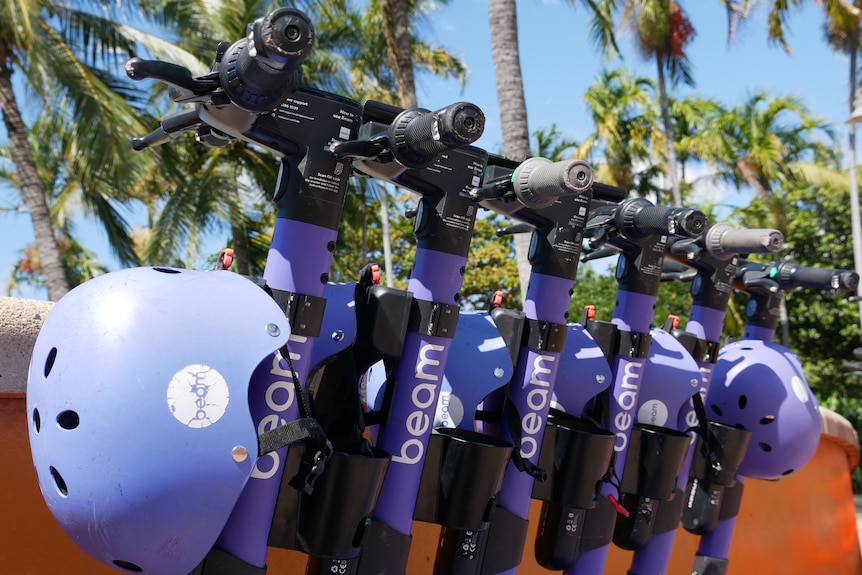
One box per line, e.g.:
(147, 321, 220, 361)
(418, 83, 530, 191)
(131, 108, 202, 150)
(778, 263, 859, 292)
(388, 102, 485, 168)
(617, 200, 707, 239)
(511, 158, 593, 208)
(591, 181, 627, 203)
(362, 100, 402, 124)
(705, 224, 784, 259)
(218, 8, 313, 112)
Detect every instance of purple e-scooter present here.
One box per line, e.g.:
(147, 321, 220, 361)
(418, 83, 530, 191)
(545, 197, 706, 575)
(426, 154, 620, 575)
(317, 98, 498, 575)
(622, 224, 784, 575)
(687, 259, 858, 575)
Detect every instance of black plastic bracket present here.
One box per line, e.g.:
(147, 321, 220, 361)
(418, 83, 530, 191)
(269, 287, 327, 337)
(190, 548, 267, 575)
(479, 506, 529, 575)
(691, 555, 729, 575)
(585, 319, 652, 360)
(525, 318, 567, 353)
(490, 306, 526, 368)
(355, 519, 412, 575)
(670, 328, 721, 364)
(652, 488, 685, 535)
(407, 297, 460, 338)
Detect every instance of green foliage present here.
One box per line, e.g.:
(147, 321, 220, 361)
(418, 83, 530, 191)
(733, 162, 862, 400)
(461, 213, 521, 310)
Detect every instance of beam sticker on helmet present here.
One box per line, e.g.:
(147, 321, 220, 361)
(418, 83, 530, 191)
(167, 364, 230, 428)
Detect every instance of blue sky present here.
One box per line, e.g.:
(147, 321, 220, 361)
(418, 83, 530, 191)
(0, 0, 853, 299)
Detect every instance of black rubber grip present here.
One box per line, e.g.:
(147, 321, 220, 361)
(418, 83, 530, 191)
(617, 199, 707, 239)
(362, 100, 402, 124)
(131, 109, 203, 150)
(705, 224, 783, 259)
(591, 181, 627, 203)
(388, 102, 485, 168)
(218, 8, 313, 112)
(778, 262, 859, 292)
(511, 158, 593, 208)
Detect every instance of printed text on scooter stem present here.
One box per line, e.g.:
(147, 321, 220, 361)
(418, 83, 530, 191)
(391, 342, 446, 465)
(613, 359, 644, 452)
(519, 352, 556, 459)
(250, 337, 304, 479)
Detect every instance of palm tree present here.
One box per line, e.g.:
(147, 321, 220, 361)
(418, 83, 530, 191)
(708, 91, 838, 233)
(1, 117, 133, 293)
(619, 0, 697, 206)
(578, 68, 661, 193)
(758, 0, 862, 324)
(0, 1, 165, 299)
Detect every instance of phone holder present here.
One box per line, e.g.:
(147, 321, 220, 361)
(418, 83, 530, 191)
(682, 421, 752, 535)
(414, 428, 513, 530)
(268, 445, 391, 559)
(612, 423, 690, 550)
(531, 414, 616, 569)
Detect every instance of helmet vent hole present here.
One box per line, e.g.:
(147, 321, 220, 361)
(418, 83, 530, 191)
(737, 395, 747, 409)
(44, 347, 57, 378)
(153, 267, 181, 274)
(57, 410, 79, 430)
(710, 405, 723, 416)
(33, 409, 41, 433)
(760, 415, 776, 425)
(49, 466, 68, 497)
(758, 442, 773, 453)
(782, 469, 794, 476)
(112, 560, 144, 572)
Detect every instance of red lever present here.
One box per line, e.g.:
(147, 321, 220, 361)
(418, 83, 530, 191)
(493, 290, 504, 307)
(584, 305, 596, 321)
(217, 248, 234, 270)
(607, 493, 630, 518)
(371, 264, 381, 285)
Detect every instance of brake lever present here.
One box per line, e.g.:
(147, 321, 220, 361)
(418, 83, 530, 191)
(125, 57, 220, 102)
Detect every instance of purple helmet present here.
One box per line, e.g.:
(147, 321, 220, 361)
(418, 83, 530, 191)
(27, 267, 290, 575)
(707, 339, 821, 480)
(636, 328, 703, 432)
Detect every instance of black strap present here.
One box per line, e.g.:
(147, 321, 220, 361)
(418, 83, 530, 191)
(686, 391, 711, 458)
(500, 385, 547, 482)
(257, 417, 328, 456)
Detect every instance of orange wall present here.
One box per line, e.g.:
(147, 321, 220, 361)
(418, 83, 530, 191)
(3, 395, 860, 574)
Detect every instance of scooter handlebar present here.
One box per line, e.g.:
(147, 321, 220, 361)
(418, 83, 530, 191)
(511, 157, 593, 208)
(388, 102, 485, 168)
(705, 224, 784, 259)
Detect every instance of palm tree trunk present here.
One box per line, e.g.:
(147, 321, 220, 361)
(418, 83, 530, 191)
(0, 48, 69, 300)
(379, 0, 417, 109)
(489, 0, 532, 302)
(230, 223, 250, 276)
(655, 52, 681, 206)
(377, 0, 414, 286)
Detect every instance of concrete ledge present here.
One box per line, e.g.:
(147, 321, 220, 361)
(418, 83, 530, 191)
(1, 296, 861, 468)
(822, 406, 861, 470)
(0, 297, 54, 394)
